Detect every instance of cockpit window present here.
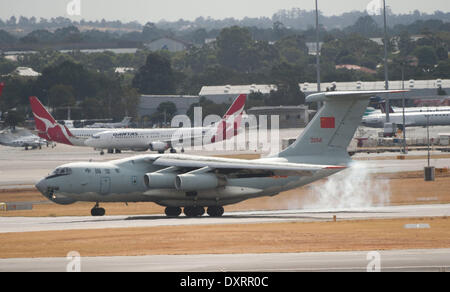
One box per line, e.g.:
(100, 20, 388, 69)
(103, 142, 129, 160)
(53, 167, 72, 175)
(46, 167, 72, 179)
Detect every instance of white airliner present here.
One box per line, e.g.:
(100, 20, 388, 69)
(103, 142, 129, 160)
(30, 94, 246, 154)
(35, 90, 406, 217)
(30, 96, 114, 147)
(362, 109, 450, 128)
(85, 94, 247, 154)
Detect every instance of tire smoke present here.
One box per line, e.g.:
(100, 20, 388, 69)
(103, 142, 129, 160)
(302, 161, 390, 210)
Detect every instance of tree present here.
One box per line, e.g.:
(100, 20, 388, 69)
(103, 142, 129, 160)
(216, 26, 253, 71)
(397, 31, 415, 57)
(120, 86, 140, 117)
(150, 101, 178, 124)
(142, 22, 165, 41)
(186, 97, 229, 122)
(345, 16, 381, 37)
(414, 46, 437, 70)
(48, 84, 75, 109)
(0, 57, 17, 75)
(3, 110, 24, 130)
(132, 53, 176, 94)
(0, 30, 16, 45)
(37, 60, 95, 101)
(268, 62, 305, 105)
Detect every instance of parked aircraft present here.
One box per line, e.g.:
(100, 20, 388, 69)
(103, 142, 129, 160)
(30, 96, 126, 147)
(84, 94, 247, 154)
(379, 101, 450, 115)
(362, 107, 450, 128)
(35, 90, 405, 217)
(0, 135, 48, 150)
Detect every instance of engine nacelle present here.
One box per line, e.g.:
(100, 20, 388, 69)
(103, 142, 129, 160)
(175, 173, 225, 191)
(144, 172, 177, 189)
(149, 141, 169, 152)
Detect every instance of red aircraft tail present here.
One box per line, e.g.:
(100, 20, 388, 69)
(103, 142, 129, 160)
(29, 96, 74, 145)
(0, 82, 4, 97)
(211, 94, 247, 143)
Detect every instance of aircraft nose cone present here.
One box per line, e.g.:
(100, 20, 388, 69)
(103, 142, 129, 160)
(35, 179, 48, 195)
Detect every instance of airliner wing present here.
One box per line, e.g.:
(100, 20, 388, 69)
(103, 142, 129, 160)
(150, 154, 345, 176)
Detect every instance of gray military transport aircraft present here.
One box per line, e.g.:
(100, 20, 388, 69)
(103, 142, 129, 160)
(35, 90, 405, 217)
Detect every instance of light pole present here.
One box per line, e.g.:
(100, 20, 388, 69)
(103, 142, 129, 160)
(315, 0, 322, 110)
(315, 0, 320, 94)
(383, 0, 390, 123)
(401, 61, 407, 154)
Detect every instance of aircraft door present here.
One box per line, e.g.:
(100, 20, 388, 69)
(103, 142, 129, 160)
(100, 177, 111, 194)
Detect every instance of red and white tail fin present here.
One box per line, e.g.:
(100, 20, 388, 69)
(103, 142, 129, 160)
(379, 101, 394, 114)
(29, 96, 74, 145)
(0, 82, 4, 97)
(211, 94, 247, 143)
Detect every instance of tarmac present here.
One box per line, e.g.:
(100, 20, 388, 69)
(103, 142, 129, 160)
(0, 204, 449, 233)
(1, 249, 449, 272)
(1, 126, 450, 272)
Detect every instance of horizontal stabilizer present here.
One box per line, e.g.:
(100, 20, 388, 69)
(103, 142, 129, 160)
(306, 90, 408, 103)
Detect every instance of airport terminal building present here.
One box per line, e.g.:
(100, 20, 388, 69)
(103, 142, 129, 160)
(137, 79, 450, 126)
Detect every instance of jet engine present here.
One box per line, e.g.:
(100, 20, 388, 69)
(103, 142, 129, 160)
(149, 141, 169, 152)
(175, 173, 226, 191)
(144, 172, 177, 189)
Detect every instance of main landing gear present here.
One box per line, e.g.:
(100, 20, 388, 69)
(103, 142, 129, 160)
(91, 202, 105, 216)
(168, 148, 185, 154)
(164, 206, 224, 218)
(100, 149, 122, 155)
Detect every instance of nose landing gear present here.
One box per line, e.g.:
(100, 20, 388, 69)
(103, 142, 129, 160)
(91, 203, 105, 216)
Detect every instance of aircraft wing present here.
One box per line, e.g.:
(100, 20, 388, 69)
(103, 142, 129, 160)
(150, 154, 345, 176)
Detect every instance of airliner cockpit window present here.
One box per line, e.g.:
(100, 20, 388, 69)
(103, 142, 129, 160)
(47, 167, 72, 179)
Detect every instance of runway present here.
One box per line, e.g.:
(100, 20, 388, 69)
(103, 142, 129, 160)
(2, 129, 450, 187)
(1, 204, 449, 233)
(1, 249, 449, 272)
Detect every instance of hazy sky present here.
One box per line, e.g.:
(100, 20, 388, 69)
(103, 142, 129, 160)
(1, 0, 449, 23)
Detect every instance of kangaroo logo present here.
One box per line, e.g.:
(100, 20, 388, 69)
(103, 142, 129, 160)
(33, 111, 72, 145)
(33, 112, 57, 133)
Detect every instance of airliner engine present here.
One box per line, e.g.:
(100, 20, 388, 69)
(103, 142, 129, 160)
(149, 141, 169, 152)
(175, 173, 226, 191)
(144, 172, 177, 189)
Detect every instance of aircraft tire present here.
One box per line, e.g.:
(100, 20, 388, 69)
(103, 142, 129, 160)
(184, 206, 205, 217)
(165, 207, 182, 217)
(207, 206, 224, 217)
(91, 207, 105, 216)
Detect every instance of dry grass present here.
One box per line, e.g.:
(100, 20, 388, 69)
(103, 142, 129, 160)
(1, 217, 449, 259)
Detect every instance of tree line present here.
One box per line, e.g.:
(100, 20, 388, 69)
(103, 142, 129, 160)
(0, 15, 449, 127)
